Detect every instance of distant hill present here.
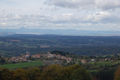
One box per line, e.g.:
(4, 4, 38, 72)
(0, 32, 15, 36)
(1, 28, 120, 36)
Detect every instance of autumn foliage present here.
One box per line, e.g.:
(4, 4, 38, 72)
(0, 64, 92, 80)
(114, 66, 120, 80)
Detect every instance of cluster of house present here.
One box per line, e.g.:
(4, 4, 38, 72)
(80, 59, 96, 64)
(31, 52, 72, 63)
(80, 57, 118, 64)
(8, 53, 31, 63)
(8, 52, 72, 63)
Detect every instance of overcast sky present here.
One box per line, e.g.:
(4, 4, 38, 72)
(0, 0, 120, 31)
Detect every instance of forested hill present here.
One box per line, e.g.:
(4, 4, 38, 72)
(1, 34, 120, 56)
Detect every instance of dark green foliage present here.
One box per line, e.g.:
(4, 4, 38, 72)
(96, 69, 115, 80)
(0, 57, 6, 64)
(0, 68, 13, 80)
(51, 51, 70, 56)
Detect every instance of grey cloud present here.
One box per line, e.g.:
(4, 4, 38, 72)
(0, 0, 120, 31)
(0, 9, 120, 30)
(95, 0, 120, 10)
(46, 0, 120, 10)
(46, 0, 94, 8)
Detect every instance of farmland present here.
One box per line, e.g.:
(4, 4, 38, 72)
(2, 34, 120, 56)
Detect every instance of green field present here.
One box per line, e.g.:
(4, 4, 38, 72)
(0, 60, 43, 69)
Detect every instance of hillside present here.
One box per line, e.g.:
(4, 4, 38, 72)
(1, 34, 120, 56)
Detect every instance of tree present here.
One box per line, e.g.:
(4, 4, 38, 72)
(0, 68, 13, 80)
(27, 67, 41, 80)
(40, 64, 63, 80)
(13, 69, 29, 80)
(62, 64, 92, 80)
(114, 66, 120, 80)
(40, 64, 92, 80)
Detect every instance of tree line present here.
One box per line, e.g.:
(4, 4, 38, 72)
(0, 64, 92, 80)
(1, 64, 120, 80)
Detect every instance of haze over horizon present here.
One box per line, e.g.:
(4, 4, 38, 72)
(0, 0, 120, 35)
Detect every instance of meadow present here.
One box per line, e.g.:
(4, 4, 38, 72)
(0, 60, 43, 69)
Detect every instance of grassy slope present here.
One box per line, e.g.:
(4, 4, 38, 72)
(0, 60, 43, 69)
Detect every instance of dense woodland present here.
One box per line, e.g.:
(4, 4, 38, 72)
(0, 64, 120, 80)
(0, 64, 92, 80)
(1, 34, 120, 56)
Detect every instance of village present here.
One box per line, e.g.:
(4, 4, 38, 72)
(1, 51, 120, 66)
(7, 52, 72, 65)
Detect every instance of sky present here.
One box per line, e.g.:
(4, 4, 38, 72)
(0, 0, 120, 31)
